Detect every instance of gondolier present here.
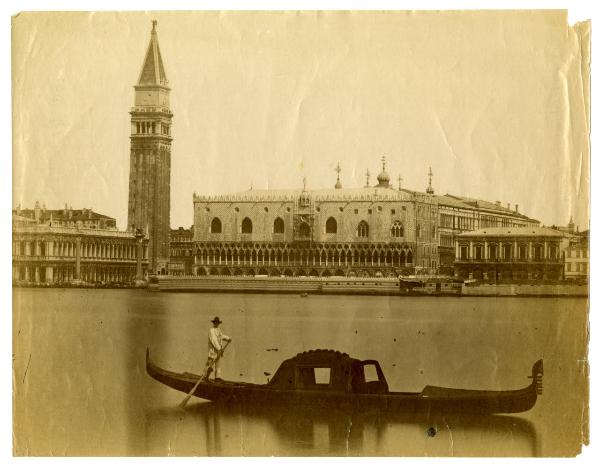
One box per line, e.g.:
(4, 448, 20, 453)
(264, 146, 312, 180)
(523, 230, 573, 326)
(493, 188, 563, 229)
(205, 316, 231, 381)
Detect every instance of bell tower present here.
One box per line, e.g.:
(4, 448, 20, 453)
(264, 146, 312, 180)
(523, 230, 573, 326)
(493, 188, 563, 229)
(127, 20, 172, 274)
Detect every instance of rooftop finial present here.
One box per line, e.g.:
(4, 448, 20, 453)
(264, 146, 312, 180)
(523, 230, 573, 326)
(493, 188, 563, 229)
(152, 20, 157, 32)
(375, 155, 390, 188)
(397, 174, 403, 191)
(334, 163, 342, 189)
(365, 169, 371, 188)
(426, 166, 434, 194)
(303, 176, 307, 191)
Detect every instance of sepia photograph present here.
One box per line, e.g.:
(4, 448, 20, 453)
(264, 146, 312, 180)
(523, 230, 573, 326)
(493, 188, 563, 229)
(10, 8, 590, 457)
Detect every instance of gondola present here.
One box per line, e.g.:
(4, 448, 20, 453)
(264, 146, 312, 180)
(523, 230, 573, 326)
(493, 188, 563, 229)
(146, 348, 543, 414)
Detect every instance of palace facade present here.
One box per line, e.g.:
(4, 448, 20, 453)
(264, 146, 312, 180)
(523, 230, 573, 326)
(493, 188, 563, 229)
(191, 164, 439, 278)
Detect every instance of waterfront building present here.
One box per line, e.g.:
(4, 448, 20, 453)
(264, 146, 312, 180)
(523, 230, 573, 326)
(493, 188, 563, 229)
(13, 218, 149, 285)
(127, 21, 172, 274)
(192, 161, 439, 278)
(188, 158, 542, 278)
(564, 230, 589, 282)
(453, 227, 565, 282)
(13, 202, 117, 230)
(437, 196, 539, 272)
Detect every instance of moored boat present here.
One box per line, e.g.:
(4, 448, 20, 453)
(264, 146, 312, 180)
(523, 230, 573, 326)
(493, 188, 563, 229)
(146, 348, 543, 414)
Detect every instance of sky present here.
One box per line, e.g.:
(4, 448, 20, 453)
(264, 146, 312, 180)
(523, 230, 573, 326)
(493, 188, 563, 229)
(12, 10, 590, 230)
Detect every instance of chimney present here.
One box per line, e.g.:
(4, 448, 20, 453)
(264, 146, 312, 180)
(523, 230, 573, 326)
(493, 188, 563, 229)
(64, 203, 68, 215)
(515, 204, 519, 213)
(507, 202, 510, 210)
(16, 204, 21, 215)
(34, 201, 41, 222)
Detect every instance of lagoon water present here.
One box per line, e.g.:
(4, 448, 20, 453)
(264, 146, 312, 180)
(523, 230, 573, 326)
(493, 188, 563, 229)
(13, 289, 588, 456)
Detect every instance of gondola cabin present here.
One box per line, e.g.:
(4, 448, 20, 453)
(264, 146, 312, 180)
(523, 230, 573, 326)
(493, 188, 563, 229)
(268, 350, 389, 395)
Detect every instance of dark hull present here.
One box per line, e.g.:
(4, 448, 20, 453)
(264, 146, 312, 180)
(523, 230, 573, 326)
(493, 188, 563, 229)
(146, 350, 542, 414)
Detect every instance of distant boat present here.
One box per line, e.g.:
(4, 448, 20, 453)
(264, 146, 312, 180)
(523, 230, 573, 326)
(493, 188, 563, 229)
(146, 348, 543, 414)
(300, 293, 308, 297)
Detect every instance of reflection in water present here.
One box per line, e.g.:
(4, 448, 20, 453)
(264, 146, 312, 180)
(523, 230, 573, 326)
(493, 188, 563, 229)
(143, 402, 538, 456)
(14, 290, 586, 455)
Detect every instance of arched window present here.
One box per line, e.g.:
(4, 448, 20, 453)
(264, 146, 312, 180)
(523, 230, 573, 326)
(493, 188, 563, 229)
(325, 217, 337, 234)
(241, 217, 253, 234)
(357, 221, 369, 238)
(210, 217, 222, 234)
(273, 217, 284, 234)
(390, 221, 404, 238)
(416, 224, 421, 239)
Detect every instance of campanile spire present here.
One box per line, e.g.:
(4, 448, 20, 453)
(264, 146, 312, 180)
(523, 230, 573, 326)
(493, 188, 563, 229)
(127, 21, 173, 274)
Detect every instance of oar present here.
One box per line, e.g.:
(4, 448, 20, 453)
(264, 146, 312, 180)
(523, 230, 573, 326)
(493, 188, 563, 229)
(179, 340, 230, 408)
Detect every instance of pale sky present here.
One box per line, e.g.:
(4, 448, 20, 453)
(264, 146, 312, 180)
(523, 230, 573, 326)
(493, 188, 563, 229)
(12, 11, 590, 230)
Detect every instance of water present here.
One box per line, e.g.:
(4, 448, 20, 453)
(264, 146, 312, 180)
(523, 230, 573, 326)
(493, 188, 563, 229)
(13, 289, 588, 456)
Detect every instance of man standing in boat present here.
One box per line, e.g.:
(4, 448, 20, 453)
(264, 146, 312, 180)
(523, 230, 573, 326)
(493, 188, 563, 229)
(205, 316, 232, 382)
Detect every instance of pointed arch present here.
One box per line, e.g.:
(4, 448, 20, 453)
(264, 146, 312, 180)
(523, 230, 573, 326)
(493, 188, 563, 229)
(241, 217, 253, 234)
(357, 220, 369, 238)
(210, 217, 222, 234)
(273, 217, 285, 234)
(391, 221, 404, 238)
(325, 217, 337, 234)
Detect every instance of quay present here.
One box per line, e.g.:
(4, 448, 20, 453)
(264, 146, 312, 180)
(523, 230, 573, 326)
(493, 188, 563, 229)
(148, 275, 587, 297)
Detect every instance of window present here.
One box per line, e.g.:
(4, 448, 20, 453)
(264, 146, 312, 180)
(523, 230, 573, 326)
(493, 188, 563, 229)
(210, 217, 222, 234)
(377, 206, 382, 212)
(314, 368, 331, 384)
(325, 217, 337, 234)
(460, 246, 468, 259)
(354, 209, 359, 215)
(390, 221, 404, 238)
(475, 245, 483, 260)
(416, 224, 421, 238)
(489, 244, 498, 260)
(241, 217, 253, 234)
(368, 209, 372, 214)
(264, 207, 269, 212)
(391, 209, 396, 215)
(273, 217, 284, 234)
(296, 367, 331, 388)
(518, 244, 527, 259)
(339, 207, 344, 212)
(357, 221, 369, 238)
(363, 364, 379, 382)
